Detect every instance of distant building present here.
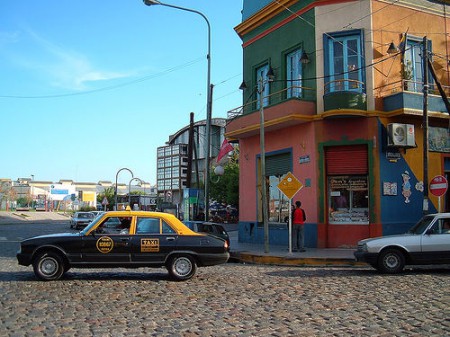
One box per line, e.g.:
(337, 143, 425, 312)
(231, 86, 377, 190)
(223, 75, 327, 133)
(157, 118, 227, 214)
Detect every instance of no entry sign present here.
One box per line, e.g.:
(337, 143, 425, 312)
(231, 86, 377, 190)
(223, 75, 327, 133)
(430, 175, 448, 197)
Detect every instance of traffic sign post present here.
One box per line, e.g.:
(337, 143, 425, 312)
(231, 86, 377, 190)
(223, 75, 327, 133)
(277, 172, 304, 254)
(429, 175, 448, 212)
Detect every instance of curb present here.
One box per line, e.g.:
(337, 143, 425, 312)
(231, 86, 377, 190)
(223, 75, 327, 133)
(230, 251, 366, 267)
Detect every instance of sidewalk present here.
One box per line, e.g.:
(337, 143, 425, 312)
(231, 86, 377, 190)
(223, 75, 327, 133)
(228, 230, 364, 267)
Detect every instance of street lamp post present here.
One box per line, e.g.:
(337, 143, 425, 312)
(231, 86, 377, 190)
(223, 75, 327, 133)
(115, 168, 133, 211)
(129, 177, 144, 209)
(258, 76, 270, 254)
(143, 0, 212, 222)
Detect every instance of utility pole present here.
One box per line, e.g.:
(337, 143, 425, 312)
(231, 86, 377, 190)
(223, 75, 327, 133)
(186, 112, 194, 188)
(422, 36, 429, 214)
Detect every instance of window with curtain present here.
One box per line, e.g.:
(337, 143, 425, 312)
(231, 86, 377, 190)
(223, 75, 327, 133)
(325, 31, 364, 93)
(286, 49, 303, 98)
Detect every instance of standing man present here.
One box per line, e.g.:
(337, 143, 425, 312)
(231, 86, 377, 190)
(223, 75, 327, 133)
(292, 200, 306, 252)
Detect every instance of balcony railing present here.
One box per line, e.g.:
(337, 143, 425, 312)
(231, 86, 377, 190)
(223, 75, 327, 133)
(377, 79, 450, 97)
(379, 79, 449, 114)
(227, 85, 316, 120)
(324, 79, 365, 94)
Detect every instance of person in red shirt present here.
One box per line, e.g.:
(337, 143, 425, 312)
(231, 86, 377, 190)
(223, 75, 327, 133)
(292, 200, 306, 252)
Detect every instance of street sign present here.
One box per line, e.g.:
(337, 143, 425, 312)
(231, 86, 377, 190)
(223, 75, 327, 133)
(277, 172, 303, 200)
(102, 196, 109, 206)
(430, 175, 448, 197)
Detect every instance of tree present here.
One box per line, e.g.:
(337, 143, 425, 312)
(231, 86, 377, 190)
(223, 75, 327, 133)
(97, 187, 115, 211)
(209, 160, 239, 207)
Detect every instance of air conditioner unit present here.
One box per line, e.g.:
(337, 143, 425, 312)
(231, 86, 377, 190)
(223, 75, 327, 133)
(387, 123, 415, 147)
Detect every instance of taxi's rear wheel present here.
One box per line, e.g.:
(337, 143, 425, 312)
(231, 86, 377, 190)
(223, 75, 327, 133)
(33, 251, 65, 281)
(167, 255, 197, 281)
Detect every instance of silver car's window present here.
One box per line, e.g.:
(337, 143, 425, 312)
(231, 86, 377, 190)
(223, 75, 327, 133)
(408, 216, 434, 234)
(430, 219, 450, 234)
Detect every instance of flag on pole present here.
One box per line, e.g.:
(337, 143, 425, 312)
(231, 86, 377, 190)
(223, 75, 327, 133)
(398, 30, 408, 55)
(216, 139, 234, 163)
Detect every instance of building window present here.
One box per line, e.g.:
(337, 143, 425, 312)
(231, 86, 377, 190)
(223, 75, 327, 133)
(256, 64, 270, 109)
(325, 30, 364, 93)
(328, 176, 368, 224)
(257, 152, 292, 225)
(402, 37, 431, 93)
(325, 145, 369, 225)
(286, 49, 303, 98)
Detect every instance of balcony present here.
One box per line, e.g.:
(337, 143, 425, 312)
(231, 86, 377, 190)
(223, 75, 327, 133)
(226, 86, 316, 139)
(323, 79, 367, 112)
(381, 80, 449, 116)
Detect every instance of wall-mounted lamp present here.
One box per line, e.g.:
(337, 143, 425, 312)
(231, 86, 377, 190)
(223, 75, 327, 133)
(300, 51, 310, 64)
(386, 42, 398, 54)
(239, 81, 247, 90)
(267, 66, 275, 81)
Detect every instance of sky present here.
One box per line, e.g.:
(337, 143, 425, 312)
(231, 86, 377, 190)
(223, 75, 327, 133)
(0, 0, 243, 186)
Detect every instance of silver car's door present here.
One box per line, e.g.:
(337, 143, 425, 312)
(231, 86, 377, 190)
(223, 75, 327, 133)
(420, 218, 450, 263)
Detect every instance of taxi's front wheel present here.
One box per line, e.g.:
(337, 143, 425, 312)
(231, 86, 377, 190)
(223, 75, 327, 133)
(167, 255, 197, 281)
(33, 251, 65, 281)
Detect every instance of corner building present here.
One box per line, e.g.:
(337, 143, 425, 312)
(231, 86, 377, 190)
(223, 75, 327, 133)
(226, 0, 450, 248)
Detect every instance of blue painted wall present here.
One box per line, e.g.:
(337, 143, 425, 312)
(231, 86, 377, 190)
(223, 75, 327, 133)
(242, 0, 273, 20)
(238, 221, 318, 248)
(378, 121, 436, 234)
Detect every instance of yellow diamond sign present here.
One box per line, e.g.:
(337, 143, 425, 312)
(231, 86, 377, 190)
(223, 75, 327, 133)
(277, 172, 303, 199)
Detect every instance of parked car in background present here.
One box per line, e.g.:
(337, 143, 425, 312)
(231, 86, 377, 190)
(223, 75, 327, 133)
(70, 212, 95, 230)
(90, 211, 104, 218)
(185, 221, 230, 246)
(354, 212, 450, 273)
(17, 210, 230, 281)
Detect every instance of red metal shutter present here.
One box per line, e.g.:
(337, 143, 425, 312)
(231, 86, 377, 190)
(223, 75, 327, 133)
(325, 145, 368, 175)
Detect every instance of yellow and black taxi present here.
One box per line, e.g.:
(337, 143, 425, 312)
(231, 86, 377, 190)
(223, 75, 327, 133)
(17, 210, 230, 281)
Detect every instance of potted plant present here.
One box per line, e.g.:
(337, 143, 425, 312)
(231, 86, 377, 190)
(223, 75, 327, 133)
(400, 60, 413, 91)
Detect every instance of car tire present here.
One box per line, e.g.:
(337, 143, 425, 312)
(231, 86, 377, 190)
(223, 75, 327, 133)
(377, 248, 405, 274)
(33, 251, 65, 281)
(167, 255, 197, 281)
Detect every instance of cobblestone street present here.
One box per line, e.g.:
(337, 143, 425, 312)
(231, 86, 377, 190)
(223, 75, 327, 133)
(1, 257, 449, 337)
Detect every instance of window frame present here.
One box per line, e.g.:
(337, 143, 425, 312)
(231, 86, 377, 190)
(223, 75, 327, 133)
(323, 29, 365, 94)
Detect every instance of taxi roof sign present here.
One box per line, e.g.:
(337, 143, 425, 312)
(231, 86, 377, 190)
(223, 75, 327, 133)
(277, 172, 303, 200)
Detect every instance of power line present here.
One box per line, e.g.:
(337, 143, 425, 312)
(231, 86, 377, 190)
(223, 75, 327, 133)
(0, 57, 204, 99)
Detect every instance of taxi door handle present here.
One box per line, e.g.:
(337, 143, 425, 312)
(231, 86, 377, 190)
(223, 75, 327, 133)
(166, 237, 175, 241)
(120, 238, 130, 242)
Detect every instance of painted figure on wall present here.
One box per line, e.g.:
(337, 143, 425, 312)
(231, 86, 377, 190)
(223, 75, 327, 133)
(402, 171, 411, 203)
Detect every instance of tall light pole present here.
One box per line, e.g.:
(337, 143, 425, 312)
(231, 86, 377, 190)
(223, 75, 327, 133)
(129, 177, 144, 208)
(143, 0, 212, 221)
(115, 168, 133, 211)
(258, 76, 269, 253)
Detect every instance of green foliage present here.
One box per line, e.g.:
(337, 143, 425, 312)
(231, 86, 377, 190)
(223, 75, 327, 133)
(97, 186, 115, 210)
(16, 197, 29, 207)
(209, 161, 239, 207)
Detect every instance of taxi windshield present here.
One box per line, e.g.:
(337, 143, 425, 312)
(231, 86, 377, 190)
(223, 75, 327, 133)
(80, 216, 103, 234)
(407, 215, 434, 234)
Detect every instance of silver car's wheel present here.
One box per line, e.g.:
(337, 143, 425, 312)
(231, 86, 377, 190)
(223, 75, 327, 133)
(167, 255, 197, 281)
(378, 248, 405, 274)
(33, 252, 65, 281)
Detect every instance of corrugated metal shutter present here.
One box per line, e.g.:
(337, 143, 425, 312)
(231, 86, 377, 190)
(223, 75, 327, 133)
(325, 145, 368, 175)
(266, 152, 292, 176)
